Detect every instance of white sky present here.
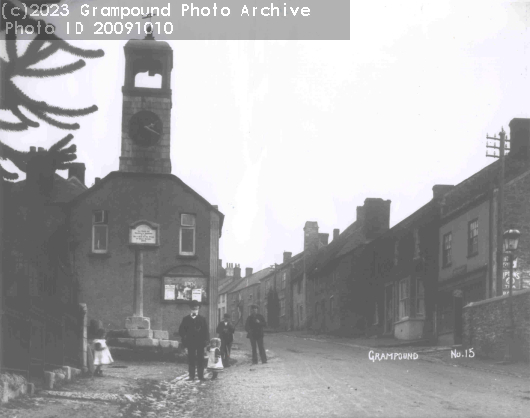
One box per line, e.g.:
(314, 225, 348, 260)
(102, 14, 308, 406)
(2, 1, 530, 272)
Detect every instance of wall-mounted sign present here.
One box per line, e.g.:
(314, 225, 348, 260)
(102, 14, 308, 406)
(163, 276, 207, 303)
(129, 220, 160, 247)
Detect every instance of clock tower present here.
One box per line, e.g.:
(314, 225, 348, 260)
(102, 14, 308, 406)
(119, 37, 173, 174)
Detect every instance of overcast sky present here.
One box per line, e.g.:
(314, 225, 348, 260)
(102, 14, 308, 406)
(2, 1, 530, 272)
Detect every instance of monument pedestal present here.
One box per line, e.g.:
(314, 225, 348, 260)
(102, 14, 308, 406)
(108, 316, 179, 355)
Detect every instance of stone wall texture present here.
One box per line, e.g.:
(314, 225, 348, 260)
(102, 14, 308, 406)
(463, 289, 530, 362)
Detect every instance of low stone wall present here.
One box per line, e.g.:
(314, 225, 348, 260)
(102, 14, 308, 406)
(463, 289, 530, 362)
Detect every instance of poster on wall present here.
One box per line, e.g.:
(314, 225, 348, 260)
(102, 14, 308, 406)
(164, 285, 176, 300)
(163, 276, 207, 303)
(502, 256, 521, 295)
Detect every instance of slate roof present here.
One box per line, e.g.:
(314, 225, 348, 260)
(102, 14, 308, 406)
(69, 171, 225, 236)
(9, 173, 87, 203)
(229, 267, 275, 293)
(219, 276, 246, 295)
(441, 156, 530, 218)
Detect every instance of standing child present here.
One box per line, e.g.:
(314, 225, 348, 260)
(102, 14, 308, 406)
(206, 338, 223, 380)
(92, 329, 114, 376)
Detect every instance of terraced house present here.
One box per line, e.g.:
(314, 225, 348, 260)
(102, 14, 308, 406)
(437, 118, 530, 346)
(305, 198, 391, 336)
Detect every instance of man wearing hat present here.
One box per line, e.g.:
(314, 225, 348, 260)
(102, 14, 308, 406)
(216, 313, 235, 367)
(178, 300, 209, 381)
(245, 304, 267, 364)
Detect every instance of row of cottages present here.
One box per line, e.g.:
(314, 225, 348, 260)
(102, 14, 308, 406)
(306, 117, 530, 350)
(217, 264, 254, 321)
(305, 198, 392, 336)
(227, 267, 275, 330)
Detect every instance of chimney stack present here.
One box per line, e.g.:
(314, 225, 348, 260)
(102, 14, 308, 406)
(432, 184, 454, 199)
(68, 162, 86, 185)
(356, 206, 365, 223)
(94, 177, 101, 185)
(318, 233, 329, 247)
(283, 252, 292, 263)
(234, 264, 241, 279)
(245, 267, 253, 277)
(303, 221, 319, 251)
(333, 229, 340, 241)
(362, 198, 391, 239)
(509, 118, 530, 160)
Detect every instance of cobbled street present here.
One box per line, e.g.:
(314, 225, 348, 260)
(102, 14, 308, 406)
(1, 332, 529, 418)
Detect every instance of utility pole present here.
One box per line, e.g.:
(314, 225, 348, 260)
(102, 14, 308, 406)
(486, 128, 510, 296)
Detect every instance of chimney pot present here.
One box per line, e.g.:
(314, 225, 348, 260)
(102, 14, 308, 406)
(333, 229, 340, 241)
(68, 162, 86, 186)
(432, 184, 454, 199)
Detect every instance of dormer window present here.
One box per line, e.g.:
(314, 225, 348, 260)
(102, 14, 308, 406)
(92, 210, 109, 253)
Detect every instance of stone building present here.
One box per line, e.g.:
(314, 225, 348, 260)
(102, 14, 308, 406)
(227, 267, 274, 330)
(218, 264, 247, 321)
(438, 118, 530, 346)
(68, 37, 224, 337)
(361, 186, 452, 341)
(305, 198, 391, 336)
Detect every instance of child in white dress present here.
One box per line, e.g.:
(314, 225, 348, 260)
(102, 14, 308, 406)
(92, 329, 113, 376)
(206, 337, 223, 380)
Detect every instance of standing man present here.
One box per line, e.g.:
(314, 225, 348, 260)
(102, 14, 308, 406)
(216, 313, 235, 367)
(179, 300, 209, 381)
(245, 304, 267, 364)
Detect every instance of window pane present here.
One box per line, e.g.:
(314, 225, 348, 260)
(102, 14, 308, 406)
(181, 227, 194, 253)
(93, 225, 108, 251)
(181, 214, 195, 226)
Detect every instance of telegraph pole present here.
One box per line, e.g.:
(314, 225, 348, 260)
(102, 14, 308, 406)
(486, 128, 510, 296)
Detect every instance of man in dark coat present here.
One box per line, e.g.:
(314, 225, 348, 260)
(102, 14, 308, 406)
(216, 313, 235, 367)
(245, 304, 267, 364)
(178, 300, 209, 381)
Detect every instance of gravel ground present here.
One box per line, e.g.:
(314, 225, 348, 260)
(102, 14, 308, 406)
(1, 333, 529, 418)
(0, 361, 188, 418)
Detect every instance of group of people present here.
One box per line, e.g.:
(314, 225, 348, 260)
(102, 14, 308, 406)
(86, 300, 268, 381)
(178, 300, 268, 381)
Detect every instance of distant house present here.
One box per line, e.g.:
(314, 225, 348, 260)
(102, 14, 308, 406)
(227, 267, 275, 330)
(217, 264, 246, 321)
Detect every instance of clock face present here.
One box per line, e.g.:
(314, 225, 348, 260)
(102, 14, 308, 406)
(129, 110, 163, 146)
